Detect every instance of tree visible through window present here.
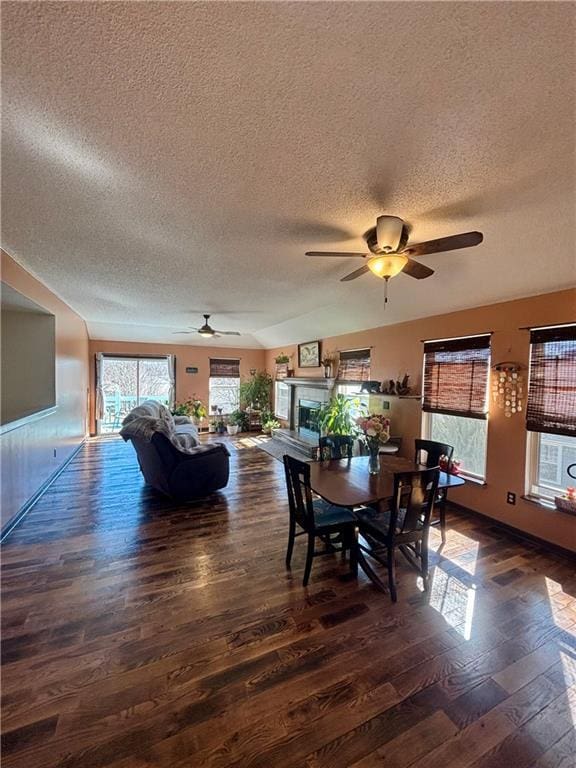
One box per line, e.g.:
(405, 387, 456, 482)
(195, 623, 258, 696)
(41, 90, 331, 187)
(428, 412, 488, 478)
(209, 376, 239, 415)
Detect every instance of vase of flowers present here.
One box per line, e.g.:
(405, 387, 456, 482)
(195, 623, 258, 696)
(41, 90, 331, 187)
(356, 414, 390, 474)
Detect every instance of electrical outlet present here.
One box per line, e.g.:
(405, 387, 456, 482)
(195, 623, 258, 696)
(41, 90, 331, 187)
(507, 491, 516, 505)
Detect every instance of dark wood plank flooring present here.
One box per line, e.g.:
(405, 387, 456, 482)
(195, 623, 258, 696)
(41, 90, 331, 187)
(1, 436, 575, 767)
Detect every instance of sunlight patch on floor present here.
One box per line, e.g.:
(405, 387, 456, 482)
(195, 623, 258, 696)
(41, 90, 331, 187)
(427, 568, 477, 640)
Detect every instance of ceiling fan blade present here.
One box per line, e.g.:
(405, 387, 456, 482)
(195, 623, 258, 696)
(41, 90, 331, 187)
(402, 259, 434, 280)
(340, 264, 370, 282)
(213, 330, 242, 336)
(173, 331, 194, 335)
(404, 231, 483, 258)
(306, 251, 367, 258)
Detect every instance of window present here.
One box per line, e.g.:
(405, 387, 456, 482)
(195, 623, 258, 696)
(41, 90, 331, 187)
(529, 433, 576, 499)
(422, 334, 491, 480)
(426, 412, 488, 479)
(336, 383, 369, 421)
(526, 324, 576, 500)
(98, 355, 172, 434)
(275, 381, 290, 420)
(209, 358, 240, 415)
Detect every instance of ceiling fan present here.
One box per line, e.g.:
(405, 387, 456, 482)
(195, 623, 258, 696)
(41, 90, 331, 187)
(306, 215, 483, 298)
(173, 314, 241, 338)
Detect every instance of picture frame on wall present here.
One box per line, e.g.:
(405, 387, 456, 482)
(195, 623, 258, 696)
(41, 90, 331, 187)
(298, 340, 321, 368)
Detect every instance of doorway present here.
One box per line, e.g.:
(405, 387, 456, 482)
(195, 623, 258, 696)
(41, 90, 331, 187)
(98, 356, 172, 434)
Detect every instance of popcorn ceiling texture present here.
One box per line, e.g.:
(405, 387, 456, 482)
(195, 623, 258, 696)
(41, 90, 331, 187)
(2, 2, 574, 349)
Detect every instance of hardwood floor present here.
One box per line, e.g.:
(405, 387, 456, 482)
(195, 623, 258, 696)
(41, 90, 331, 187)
(1, 436, 575, 768)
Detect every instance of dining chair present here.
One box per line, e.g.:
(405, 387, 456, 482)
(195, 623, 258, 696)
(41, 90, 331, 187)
(355, 468, 440, 601)
(318, 434, 355, 461)
(414, 439, 454, 544)
(283, 454, 358, 587)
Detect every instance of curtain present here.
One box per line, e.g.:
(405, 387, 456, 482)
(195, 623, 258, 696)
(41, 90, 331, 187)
(166, 354, 176, 409)
(526, 324, 576, 436)
(95, 352, 105, 421)
(337, 349, 371, 381)
(423, 334, 491, 419)
(210, 358, 240, 378)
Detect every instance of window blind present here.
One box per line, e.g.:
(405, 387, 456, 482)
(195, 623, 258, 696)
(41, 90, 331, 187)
(337, 349, 371, 381)
(209, 358, 240, 378)
(526, 325, 576, 436)
(423, 335, 491, 419)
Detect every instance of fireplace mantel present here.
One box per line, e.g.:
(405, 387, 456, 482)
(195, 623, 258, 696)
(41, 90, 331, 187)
(282, 377, 335, 390)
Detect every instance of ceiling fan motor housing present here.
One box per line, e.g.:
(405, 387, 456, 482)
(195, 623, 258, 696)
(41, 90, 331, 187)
(368, 216, 408, 254)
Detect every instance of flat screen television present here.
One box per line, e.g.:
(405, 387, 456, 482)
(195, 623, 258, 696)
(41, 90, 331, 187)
(1, 283, 56, 426)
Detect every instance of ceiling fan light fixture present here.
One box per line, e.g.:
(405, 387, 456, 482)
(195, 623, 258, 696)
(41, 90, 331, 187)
(376, 215, 404, 253)
(198, 328, 213, 337)
(367, 253, 408, 279)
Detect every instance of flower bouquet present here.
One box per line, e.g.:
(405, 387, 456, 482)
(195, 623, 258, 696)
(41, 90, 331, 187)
(356, 414, 390, 474)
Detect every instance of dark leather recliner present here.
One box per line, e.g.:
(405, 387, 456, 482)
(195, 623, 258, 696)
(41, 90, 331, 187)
(121, 401, 230, 500)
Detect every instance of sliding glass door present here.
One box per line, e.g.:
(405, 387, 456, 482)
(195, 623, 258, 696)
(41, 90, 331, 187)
(98, 356, 171, 434)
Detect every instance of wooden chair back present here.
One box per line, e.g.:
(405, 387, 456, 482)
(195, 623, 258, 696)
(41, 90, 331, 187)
(414, 438, 454, 468)
(318, 435, 354, 461)
(390, 468, 440, 537)
(283, 455, 315, 531)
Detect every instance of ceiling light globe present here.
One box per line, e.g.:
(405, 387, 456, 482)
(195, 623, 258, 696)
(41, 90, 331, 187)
(367, 253, 408, 279)
(199, 329, 213, 337)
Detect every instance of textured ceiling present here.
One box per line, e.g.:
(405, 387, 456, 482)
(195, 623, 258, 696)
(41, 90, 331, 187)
(2, 2, 575, 349)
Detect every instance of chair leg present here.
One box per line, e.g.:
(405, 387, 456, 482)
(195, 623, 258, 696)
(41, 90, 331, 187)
(348, 527, 358, 578)
(421, 531, 430, 591)
(387, 545, 397, 603)
(286, 520, 296, 569)
(303, 532, 315, 587)
(439, 493, 447, 545)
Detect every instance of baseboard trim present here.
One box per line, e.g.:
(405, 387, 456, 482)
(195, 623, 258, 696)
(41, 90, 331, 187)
(448, 500, 576, 562)
(1, 439, 86, 543)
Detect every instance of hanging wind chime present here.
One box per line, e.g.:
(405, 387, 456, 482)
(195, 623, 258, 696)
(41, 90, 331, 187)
(491, 362, 524, 417)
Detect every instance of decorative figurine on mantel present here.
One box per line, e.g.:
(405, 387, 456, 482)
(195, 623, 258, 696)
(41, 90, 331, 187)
(380, 373, 411, 396)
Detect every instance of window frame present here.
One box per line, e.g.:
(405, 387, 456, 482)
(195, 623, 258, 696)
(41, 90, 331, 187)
(526, 430, 576, 502)
(274, 381, 290, 420)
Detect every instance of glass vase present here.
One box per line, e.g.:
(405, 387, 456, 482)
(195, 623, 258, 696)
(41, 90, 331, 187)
(368, 445, 380, 475)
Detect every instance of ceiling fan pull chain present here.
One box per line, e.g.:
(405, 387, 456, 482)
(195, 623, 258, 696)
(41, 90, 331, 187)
(384, 277, 389, 308)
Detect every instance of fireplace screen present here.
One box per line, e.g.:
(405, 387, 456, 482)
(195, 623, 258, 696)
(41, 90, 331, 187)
(298, 399, 321, 434)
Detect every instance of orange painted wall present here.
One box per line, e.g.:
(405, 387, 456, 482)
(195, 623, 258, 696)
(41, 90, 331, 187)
(266, 289, 576, 552)
(1, 250, 89, 529)
(88, 340, 266, 434)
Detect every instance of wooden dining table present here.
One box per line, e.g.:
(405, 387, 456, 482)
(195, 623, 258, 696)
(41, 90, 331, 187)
(308, 455, 466, 589)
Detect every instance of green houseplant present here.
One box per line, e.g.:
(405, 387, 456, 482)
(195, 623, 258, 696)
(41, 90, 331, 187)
(317, 394, 364, 436)
(173, 395, 207, 425)
(239, 371, 273, 412)
(227, 409, 249, 435)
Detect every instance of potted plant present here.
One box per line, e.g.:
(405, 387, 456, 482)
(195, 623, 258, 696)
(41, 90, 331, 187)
(318, 394, 364, 437)
(172, 396, 207, 427)
(321, 352, 336, 379)
(262, 415, 280, 435)
(240, 371, 273, 412)
(275, 353, 291, 379)
(227, 409, 249, 435)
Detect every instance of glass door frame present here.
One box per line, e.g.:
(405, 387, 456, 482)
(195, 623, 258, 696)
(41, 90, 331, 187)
(96, 354, 171, 435)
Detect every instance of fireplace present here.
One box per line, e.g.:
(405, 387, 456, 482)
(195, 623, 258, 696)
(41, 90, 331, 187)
(298, 399, 322, 436)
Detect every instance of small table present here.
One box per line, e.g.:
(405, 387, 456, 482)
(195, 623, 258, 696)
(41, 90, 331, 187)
(308, 455, 465, 587)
